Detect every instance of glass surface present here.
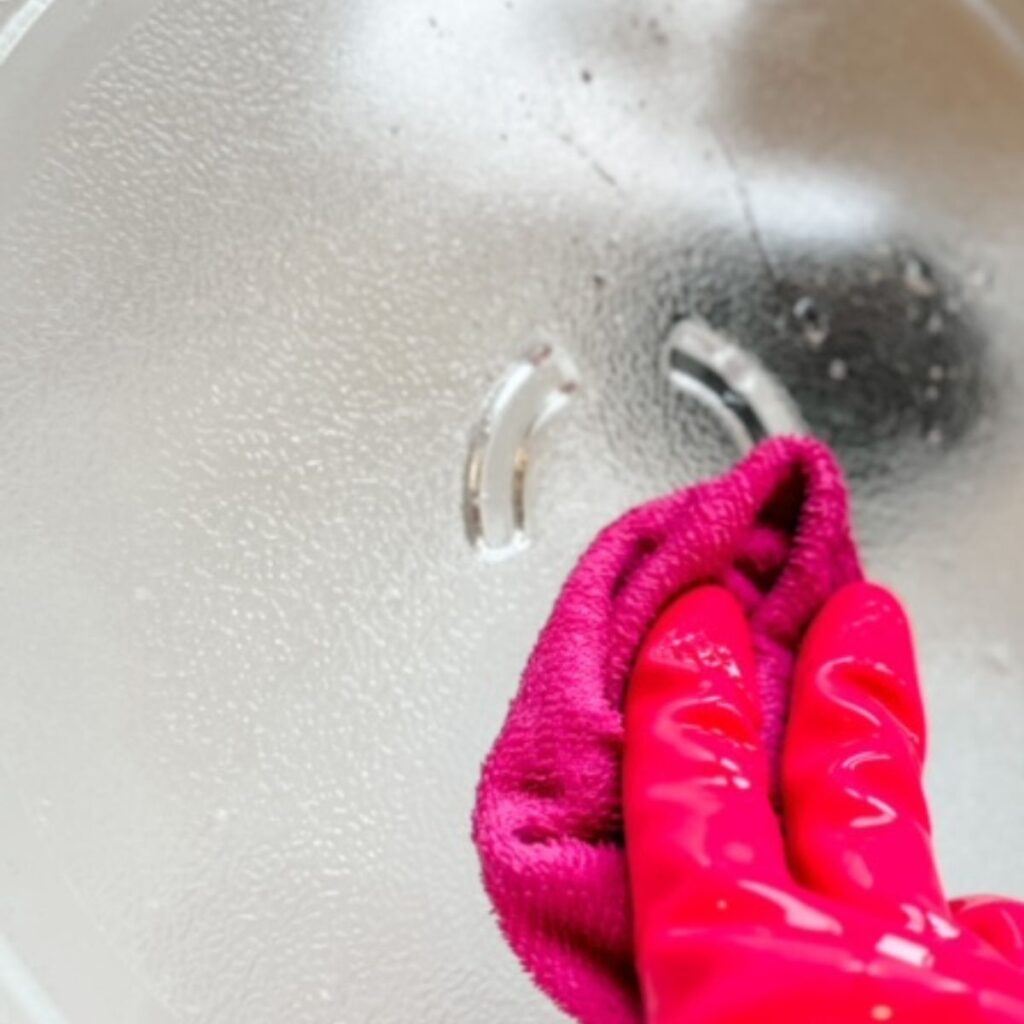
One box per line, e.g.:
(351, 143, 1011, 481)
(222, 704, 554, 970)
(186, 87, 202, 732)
(2, 1, 1024, 1020)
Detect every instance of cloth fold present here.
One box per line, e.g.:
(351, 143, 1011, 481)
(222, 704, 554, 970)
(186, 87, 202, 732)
(472, 437, 862, 1023)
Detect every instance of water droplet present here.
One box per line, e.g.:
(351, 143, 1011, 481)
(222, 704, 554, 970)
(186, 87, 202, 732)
(903, 256, 937, 297)
(828, 358, 848, 381)
(793, 296, 829, 346)
(928, 364, 946, 381)
(926, 426, 944, 447)
(926, 311, 944, 335)
(924, 385, 940, 402)
(871, 1006, 894, 1022)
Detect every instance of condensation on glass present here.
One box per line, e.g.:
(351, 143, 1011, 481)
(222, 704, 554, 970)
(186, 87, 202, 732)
(1, 1, 1024, 1021)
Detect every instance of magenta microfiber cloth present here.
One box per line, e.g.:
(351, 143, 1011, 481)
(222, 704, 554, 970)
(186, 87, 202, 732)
(472, 437, 863, 1023)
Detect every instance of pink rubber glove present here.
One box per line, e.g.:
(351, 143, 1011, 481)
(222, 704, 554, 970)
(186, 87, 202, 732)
(625, 583, 1024, 1022)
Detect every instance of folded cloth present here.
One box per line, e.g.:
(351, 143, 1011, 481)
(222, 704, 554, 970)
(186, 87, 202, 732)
(471, 437, 862, 1023)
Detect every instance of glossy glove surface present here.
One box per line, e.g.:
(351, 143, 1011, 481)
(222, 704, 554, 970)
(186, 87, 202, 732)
(625, 583, 1024, 1023)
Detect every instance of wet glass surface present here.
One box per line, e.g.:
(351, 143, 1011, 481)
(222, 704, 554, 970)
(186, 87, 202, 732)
(1, 1, 1024, 1020)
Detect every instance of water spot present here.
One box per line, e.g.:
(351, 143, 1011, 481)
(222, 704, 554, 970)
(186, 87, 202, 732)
(926, 311, 944, 335)
(871, 1006, 894, 1022)
(733, 776, 752, 790)
(793, 296, 829, 347)
(580, 68, 593, 84)
(928, 364, 946, 381)
(926, 426, 944, 447)
(652, 630, 746, 682)
(828, 358, 848, 382)
(903, 256, 937, 297)
(924, 385, 940, 402)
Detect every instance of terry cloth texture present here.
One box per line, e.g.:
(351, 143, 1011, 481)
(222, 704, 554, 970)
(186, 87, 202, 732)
(472, 437, 863, 1023)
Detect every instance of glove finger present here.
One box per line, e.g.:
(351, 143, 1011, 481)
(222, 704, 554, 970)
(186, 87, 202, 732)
(624, 585, 792, 949)
(952, 896, 1024, 969)
(782, 582, 949, 924)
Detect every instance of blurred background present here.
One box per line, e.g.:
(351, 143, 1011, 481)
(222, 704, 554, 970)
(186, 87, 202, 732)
(1, 1, 1024, 1020)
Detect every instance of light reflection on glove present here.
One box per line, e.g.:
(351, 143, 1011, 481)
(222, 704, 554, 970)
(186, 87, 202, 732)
(625, 583, 1024, 1022)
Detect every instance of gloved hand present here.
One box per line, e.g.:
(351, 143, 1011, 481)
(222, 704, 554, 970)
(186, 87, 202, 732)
(625, 582, 1024, 1023)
